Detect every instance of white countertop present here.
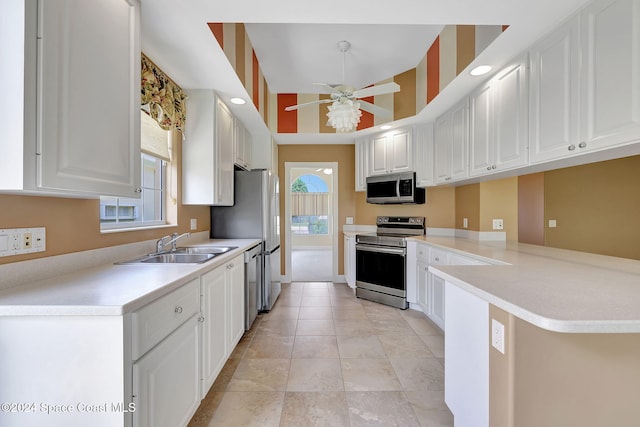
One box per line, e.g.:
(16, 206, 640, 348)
(410, 236, 640, 333)
(0, 238, 261, 316)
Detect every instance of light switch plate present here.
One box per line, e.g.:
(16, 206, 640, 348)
(346, 217, 354, 225)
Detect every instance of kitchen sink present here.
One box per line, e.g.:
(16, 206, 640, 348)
(174, 246, 238, 255)
(116, 246, 238, 264)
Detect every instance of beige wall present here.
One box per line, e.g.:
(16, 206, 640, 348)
(355, 186, 456, 228)
(544, 155, 640, 260)
(518, 173, 545, 245)
(278, 145, 356, 276)
(454, 177, 519, 241)
(0, 131, 210, 266)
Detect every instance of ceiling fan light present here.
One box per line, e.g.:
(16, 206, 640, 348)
(326, 100, 362, 132)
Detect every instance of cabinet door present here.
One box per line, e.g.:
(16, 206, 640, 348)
(415, 123, 434, 187)
(234, 119, 245, 168)
(434, 114, 452, 183)
(370, 135, 389, 175)
(444, 283, 489, 427)
(416, 261, 429, 313)
(38, 0, 140, 196)
(581, 0, 640, 150)
(133, 315, 201, 427)
(429, 274, 446, 329)
(494, 59, 529, 171)
(450, 100, 469, 181)
(529, 17, 581, 163)
(469, 84, 493, 177)
(215, 99, 235, 206)
(389, 129, 413, 172)
(200, 267, 227, 394)
(355, 138, 369, 191)
(227, 256, 245, 350)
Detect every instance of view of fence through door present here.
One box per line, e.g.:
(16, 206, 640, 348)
(290, 167, 333, 282)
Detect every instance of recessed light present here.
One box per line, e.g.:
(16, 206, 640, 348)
(470, 65, 492, 76)
(230, 97, 246, 105)
(380, 125, 392, 130)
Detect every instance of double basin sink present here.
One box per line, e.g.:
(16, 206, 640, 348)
(118, 246, 238, 264)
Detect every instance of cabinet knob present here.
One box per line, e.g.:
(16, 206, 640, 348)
(134, 187, 142, 193)
(227, 263, 234, 269)
(578, 142, 587, 149)
(492, 165, 497, 170)
(435, 257, 440, 261)
(198, 316, 205, 323)
(568, 144, 576, 151)
(175, 306, 183, 314)
(445, 177, 452, 181)
(487, 166, 492, 171)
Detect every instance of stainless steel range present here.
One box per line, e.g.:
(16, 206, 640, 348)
(355, 216, 425, 309)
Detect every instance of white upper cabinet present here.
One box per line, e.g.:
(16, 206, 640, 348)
(580, 0, 640, 149)
(470, 57, 529, 177)
(182, 91, 235, 206)
(415, 123, 435, 187)
(529, 16, 582, 163)
(234, 119, 252, 170)
(369, 127, 413, 176)
(435, 99, 469, 184)
(531, 0, 640, 163)
(1, 0, 141, 197)
(354, 137, 369, 191)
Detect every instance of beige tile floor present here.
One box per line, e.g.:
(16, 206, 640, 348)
(188, 282, 453, 427)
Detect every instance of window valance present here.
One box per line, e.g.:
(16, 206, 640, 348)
(141, 53, 187, 133)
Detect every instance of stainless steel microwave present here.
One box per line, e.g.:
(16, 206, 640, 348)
(366, 172, 425, 204)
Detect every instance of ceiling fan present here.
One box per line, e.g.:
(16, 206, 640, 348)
(284, 40, 400, 131)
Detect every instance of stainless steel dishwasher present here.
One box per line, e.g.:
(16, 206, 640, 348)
(244, 243, 262, 330)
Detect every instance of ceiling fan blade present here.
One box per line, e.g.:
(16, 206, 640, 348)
(358, 100, 393, 119)
(353, 82, 401, 99)
(284, 99, 332, 112)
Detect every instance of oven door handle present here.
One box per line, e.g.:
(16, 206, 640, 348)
(356, 244, 406, 255)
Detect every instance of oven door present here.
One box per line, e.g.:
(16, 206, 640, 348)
(355, 243, 406, 297)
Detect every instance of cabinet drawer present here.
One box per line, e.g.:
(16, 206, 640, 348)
(416, 244, 429, 263)
(132, 279, 200, 360)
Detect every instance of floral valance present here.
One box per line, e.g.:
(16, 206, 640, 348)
(141, 53, 187, 133)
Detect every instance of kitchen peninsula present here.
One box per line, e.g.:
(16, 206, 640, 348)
(409, 236, 640, 427)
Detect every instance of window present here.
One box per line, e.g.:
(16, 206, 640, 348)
(100, 154, 166, 229)
(290, 174, 329, 235)
(100, 111, 170, 231)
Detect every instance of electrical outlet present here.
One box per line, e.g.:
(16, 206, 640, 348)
(346, 217, 354, 225)
(0, 228, 46, 257)
(492, 219, 504, 230)
(548, 219, 557, 228)
(463, 218, 468, 229)
(491, 319, 505, 354)
(190, 218, 197, 231)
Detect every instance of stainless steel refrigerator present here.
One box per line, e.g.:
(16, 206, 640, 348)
(211, 169, 281, 312)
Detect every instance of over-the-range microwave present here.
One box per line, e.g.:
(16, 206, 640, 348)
(366, 172, 425, 204)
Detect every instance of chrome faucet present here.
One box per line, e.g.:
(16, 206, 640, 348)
(155, 232, 191, 253)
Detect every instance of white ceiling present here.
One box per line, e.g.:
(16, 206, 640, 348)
(141, 0, 592, 144)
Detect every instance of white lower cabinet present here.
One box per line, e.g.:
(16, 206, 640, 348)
(133, 315, 201, 427)
(344, 234, 356, 288)
(444, 282, 489, 427)
(200, 254, 245, 395)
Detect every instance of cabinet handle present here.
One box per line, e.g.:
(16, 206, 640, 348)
(568, 144, 576, 151)
(175, 306, 183, 314)
(578, 142, 587, 149)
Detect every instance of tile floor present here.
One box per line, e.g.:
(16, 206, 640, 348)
(187, 282, 453, 427)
